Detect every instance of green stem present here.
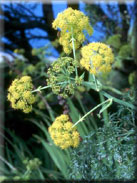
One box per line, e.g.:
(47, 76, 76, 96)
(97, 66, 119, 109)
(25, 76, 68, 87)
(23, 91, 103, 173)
(76, 95, 97, 130)
(32, 81, 69, 93)
(102, 86, 124, 96)
(72, 98, 112, 128)
(93, 74, 99, 91)
(71, 27, 78, 77)
(0, 155, 17, 172)
(101, 91, 135, 110)
(32, 85, 50, 93)
(82, 81, 97, 91)
(99, 92, 109, 125)
(82, 80, 135, 109)
(71, 27, 76, 60)
(22, 169, 31, 179)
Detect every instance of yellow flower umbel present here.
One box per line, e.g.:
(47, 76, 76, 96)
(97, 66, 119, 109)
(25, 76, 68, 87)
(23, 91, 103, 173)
(48, 114, 80, 149)
(7, 76, 36, 113)
(52, 7, 93, 54)
(47, 57, 82, 98)
(80, 42, 114, 75)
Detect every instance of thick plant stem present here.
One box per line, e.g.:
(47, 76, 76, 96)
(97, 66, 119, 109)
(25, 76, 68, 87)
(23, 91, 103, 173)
(72, 98, 112, 128)
(71, 27, 76, 60)
(101, 91, 135, 110)
(72, 39, 76, 60)
(82, 81, 135, 110)
(93, 74, 99, 91)
(102, 86, 124, 96)
(71, 27, 78, 77)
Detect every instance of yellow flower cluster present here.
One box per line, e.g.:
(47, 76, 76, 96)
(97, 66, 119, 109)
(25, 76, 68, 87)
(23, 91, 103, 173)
(48, 114, 80, 149)
(7, 76, 36, 113)
(47, 57, 81, 98)
(52, 7, 93, 54)
(80, 42, 114, 75)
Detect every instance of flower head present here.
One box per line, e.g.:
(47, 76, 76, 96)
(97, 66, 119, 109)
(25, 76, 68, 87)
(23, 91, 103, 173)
(23, 158, 42, 171)
(48, 114, 80, 149)
(47, 57, 82, 98)
(7, 76, 36, 113)
(52, 7, 93, 54)
(80, 42, 114, 75)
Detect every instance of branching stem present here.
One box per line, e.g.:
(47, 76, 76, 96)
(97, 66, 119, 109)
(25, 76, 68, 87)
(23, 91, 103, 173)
(72, 98, 113, 128)
(32, 81, 69, 93)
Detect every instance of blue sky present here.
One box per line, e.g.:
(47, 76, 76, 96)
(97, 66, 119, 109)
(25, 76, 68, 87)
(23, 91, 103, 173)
(27, 1, 107, 57)
(1, 1, 134, 59)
